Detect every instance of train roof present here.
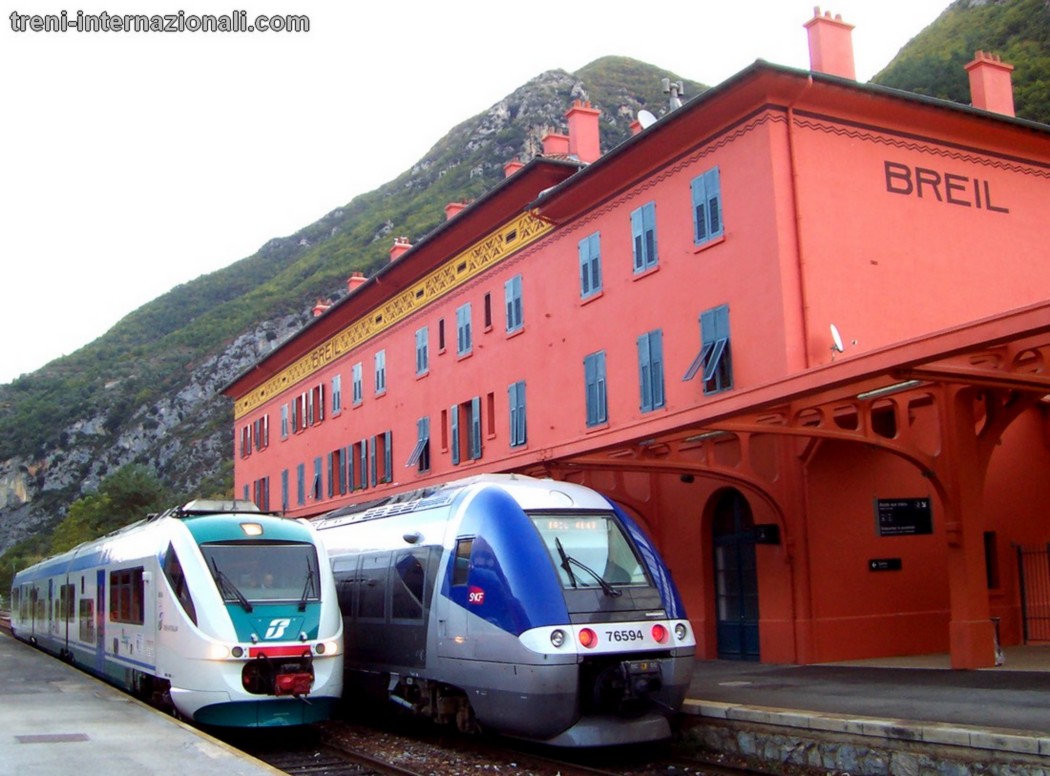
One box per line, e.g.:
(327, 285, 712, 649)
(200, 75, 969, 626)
(312, 473, 613, 529)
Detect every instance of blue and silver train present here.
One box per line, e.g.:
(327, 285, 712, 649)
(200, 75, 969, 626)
(313, 474, 695, 747)
(10, 499, 343, 727)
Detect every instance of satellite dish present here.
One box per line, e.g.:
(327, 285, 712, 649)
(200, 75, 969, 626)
(830, 323, 845, 353)
(637, 109, 657, 129)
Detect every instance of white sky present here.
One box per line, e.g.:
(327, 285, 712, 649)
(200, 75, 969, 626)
(2, 0, 952, 385)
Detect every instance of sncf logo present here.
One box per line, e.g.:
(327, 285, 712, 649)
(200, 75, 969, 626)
(468, 587, 485, 605)
(264, 618, 292, 640)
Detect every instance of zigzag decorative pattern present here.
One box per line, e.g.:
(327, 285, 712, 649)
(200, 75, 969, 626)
(234, 211, 552, 419)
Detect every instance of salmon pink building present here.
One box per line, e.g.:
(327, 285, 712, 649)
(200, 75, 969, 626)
(224, 10, 1050, 670)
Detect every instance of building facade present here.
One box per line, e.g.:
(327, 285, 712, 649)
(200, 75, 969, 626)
(224, 10, 1050, 669)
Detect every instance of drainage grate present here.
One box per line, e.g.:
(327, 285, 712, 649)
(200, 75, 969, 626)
(16, 733, 89, 744)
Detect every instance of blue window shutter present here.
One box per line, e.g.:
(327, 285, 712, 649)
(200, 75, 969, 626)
(578, 237, 591, 296)
(585, 354, 597, 425)
(638, 333, 652, 412)
(597, 353, 607, 423)
(631, 207, 645, 272)
(692, 175, 707, 243)
(588, 233, 601, 293)
(706, 167, 723, 239)
(297, 463, 305, 505)
(652, 330, 665, 408)
(643, 202, 657, 267)
(281, 469, 289, 512)
(451, 404, 460, 464)
(359, 441, 368, 489)
(470, 396, 482, 459)
(383, 430, 393, 482)
(326, 452, 334, 498)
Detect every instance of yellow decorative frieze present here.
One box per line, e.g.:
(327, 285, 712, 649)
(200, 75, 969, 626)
(234, 211, 552, 419)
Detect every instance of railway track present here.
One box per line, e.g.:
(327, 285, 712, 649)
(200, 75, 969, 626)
(231, 716, 781, 776)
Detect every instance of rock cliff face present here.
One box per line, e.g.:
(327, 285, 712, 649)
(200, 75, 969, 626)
(0, 59, 704, 558)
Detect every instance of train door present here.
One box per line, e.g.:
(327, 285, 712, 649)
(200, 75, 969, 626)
(436, 537, 474, 659)
(95, 569, 106, 674)
(713, 489, 760, 661)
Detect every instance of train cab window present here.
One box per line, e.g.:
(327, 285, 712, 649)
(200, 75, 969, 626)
(200, 541, 321, 608)
(531, 513, 648, 590)
(452, 538, 473, 586)
(110, 567, 145, 625)
(162, 544, 198, 625)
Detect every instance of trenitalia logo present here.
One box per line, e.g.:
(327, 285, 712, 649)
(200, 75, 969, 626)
(264, 618, 292, 640)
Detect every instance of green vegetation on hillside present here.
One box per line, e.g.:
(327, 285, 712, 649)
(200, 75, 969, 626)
(873, 0, 1050, 124)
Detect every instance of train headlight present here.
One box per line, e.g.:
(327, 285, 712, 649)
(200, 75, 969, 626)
(651, 624, 668, 643)
(231, 645, 244, 658)
(208, 643, 231, 660)
(550, 629, 567, 648)
(315, 640, 339, 656)
(578, 627, 597, 649)
(674, 622, 689, 641)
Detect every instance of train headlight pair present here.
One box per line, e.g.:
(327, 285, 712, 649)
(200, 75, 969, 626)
(550, 629, 567, 648)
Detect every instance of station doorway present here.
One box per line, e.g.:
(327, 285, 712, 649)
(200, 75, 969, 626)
(713, 489, 760, 660)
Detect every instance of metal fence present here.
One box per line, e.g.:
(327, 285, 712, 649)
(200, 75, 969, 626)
(1017, 545, 1050, 642)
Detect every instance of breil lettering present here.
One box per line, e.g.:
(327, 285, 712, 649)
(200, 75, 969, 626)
(884, 161, 1009, 213)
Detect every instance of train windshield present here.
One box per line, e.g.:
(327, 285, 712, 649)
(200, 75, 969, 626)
(199, 541, 321, 607)
(530, 512, 648, 592)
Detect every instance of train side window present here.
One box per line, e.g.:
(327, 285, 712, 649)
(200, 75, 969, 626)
(79, 599, 95, 643)
(358, 552, 389, 621)
(391, 549, 427, 621)
(162, 545, 198, 626)
(452, 538, 473, 586)
(109, 567, 145, 625)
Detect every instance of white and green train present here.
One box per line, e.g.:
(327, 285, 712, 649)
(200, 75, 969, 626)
(10, 500, 343, 727)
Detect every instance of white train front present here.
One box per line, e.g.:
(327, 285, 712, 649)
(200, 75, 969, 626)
(313, 474, 696, 747)
(10, 500, 343, 727)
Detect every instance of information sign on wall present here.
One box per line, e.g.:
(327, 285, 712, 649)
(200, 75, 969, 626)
(874, 498, 933, 537)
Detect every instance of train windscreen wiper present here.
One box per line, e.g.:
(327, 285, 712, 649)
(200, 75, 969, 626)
(555, 537, 622, 597)
(209, 558, 253, 612)
(298, 563, 316, 612)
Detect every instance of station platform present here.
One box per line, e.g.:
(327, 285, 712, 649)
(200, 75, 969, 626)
(682, 645, 1050, 772)
(0, 632, 280, 776)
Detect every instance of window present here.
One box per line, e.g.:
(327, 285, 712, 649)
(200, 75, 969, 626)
(452, 538, 473, 586)
(692, 166, 724, 245)
(456, 303, 472, 356)
(450, 397, 482, 465)
(332, 374, 342, 414)
(352, 362, 363, 405)
(509, 380, 527, 447)
(281, 469, 289, 512)
(438, 318, 446, 351)
(637, 329, 665, 412)
(296, 463, 305, 506)
(374, 350, 387, 395)
(239, 425, 251, 458)
(280, 404, 289, 439)
(292, 395, 303, 433)
(683, 304, 732, 395)
(109, 567, 145, 624)
(313, 456, 323, 500)
(584, 351, 608, 426)
(79, 599, 95, 643)
(415, 326, 429, 376)
(328, 448, 346, 497)
(579, 232, 602, 299)
(307, 384, 325, 426)
(630, 201, 658, 273)
(406, 417, 431, 473)
(252, 477, 270, 511)
(484, 292, 493, 329)
(505, 274, 523, 333)
(253, 415, 269, 450)
(391, 549, 428, 621)
(373, 430, 393, 484)
(162, 544, 197, 626)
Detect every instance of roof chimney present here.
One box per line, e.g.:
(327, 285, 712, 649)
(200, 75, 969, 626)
(347, 272, 366, 294)
(445, 201, 468, 220)
(542, 130, 570, 157)
(503, 158, 525, 177)
(566, 100, 601, 163)
(804, 7, 856, 80)
(389, 236, 411, 262)
(312, 298, 331, 317)
(965, 51, 1016, 117)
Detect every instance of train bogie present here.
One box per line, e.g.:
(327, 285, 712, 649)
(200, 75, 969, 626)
(10, 500, 343, 728)
(314, 474, 695, 747)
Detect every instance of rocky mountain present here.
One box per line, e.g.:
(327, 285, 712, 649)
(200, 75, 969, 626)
(2, 0, 1047, 579)
(0, 58, 706, 565)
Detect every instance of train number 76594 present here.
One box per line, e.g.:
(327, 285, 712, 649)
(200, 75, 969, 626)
(605, 628, 644, 643)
